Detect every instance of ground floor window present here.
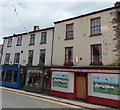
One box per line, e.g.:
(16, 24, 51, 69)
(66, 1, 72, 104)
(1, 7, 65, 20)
(26, 72, 42, 88)
(0, 70, 18, 84)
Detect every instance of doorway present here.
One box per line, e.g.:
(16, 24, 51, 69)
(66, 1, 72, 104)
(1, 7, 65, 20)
(76, 75, 87, 99)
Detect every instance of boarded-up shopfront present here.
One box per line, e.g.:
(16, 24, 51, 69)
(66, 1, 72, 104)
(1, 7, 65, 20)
(50, 66, 120, 108)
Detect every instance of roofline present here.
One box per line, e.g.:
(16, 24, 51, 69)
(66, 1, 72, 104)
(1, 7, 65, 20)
(3, 26, 54, 39)
(54, 6, 120, 24)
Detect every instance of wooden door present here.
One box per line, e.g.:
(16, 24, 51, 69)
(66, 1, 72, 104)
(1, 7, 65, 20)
(76, 76, 86, 99)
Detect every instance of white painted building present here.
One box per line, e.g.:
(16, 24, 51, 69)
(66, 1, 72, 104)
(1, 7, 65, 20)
(1, 26, 54, 66)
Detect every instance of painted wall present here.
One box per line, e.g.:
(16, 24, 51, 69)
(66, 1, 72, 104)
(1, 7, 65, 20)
(1, 28, 54, 66)
(52, 9, 118, 66)
(88, 73, 120, 100)
(51, 71, 74, 93)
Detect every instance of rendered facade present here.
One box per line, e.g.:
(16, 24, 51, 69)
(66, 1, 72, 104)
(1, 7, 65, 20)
(1, 2, 120, 108)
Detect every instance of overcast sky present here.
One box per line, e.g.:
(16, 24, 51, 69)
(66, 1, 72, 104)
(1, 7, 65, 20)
(0, 0, 116, 44)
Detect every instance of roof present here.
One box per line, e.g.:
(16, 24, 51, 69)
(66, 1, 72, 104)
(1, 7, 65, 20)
(54, 6, 120, 24)
(3, 26, 54, 39)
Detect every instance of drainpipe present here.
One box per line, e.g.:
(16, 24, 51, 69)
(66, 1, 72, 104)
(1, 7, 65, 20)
(50, 28, 55, 66)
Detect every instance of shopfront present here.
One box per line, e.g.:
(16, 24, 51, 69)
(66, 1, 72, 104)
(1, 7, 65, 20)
(50, 66, 120, 108)
(0, 65, 21, 88)
(23, 66, 51, 93)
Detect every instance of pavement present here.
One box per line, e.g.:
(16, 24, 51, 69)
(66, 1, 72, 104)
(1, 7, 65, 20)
(0, 86, 119, 110)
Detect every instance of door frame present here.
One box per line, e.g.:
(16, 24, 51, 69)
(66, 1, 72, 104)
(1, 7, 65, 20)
(74, 72, 88, 101)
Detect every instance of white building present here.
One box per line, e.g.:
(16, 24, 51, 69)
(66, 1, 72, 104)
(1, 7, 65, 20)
(1, 26, 54, 66)
(0, 45, 3, 64)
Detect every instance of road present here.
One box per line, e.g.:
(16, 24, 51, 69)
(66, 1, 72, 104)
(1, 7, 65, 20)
(2, 89, 83, 109)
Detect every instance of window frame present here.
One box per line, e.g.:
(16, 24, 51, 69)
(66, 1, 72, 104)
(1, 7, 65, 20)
(7, 38, 12, 47)
(90, 44, 102, 64)
(65, 23, 74, 40)
(29, 34, 35, 45)
(14, 53, 20, 64)
(64, 46, 73, 64)
(90, 17, 102, 37)
(39, 49, 46, 65)
(4, 53, 10, 64)
(40, 32, 47, 44)
(28, 50, 34, 64)
(16, 36, 22, 46)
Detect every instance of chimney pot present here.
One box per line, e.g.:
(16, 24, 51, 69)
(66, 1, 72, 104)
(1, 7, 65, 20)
(34, 26, 40, 31)
(114, 2, 120, 7)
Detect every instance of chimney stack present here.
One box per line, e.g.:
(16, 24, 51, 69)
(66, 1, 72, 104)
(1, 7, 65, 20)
(114, 2, 120, 7)
(34, 26, 40, 31)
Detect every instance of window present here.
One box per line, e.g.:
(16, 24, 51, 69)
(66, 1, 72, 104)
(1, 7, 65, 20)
(65, 47, 73, 63)
(66, 24, 74, 39)
(28, 50, 34, 64)
(14, 53, 20, 64)
(17, 36, 22, 46)
(4, 70, 12, 83)
(90, 17, 101, 36)
(39, 49, 46, 65)
(91, 44, 102, 63)
(7, 38, 12, 47)
(4, 53, 10, 64)
(29, 34, 35, 45)
(40, 32, 47, 44)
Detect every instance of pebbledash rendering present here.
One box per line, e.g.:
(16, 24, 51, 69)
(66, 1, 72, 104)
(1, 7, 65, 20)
(0, 2, 120, 108)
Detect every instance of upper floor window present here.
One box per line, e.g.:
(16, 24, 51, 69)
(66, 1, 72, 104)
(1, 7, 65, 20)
(14, 53, 20, 64)
(28, 50, 34, 64)
(4, 53, 10, 64)
(91, 44, 102, 63)
(7, 38, 12, 47)
(90, 17, 101, 36)
(65, 47, 73, 64)
(39, 49, 46, 65)
(17, 36, 22, 46)
(66, 24, 74, 40)
(40, 32, 47, 44)
(29, 34, 35, 45)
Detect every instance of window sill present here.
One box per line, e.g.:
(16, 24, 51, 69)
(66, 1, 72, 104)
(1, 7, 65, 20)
(64, 62, 73, 66)
(29, 44, 34, 46)
(7, 46, 11, 47)
(40, 42, 46, 44)
(64, 38, 74, 40)
(89, 33, 102, 37)
(16, 44, 21, 46)
(90, 62, 103, 66)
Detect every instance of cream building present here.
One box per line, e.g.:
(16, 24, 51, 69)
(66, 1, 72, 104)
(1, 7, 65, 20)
(52, 3, 120, 66)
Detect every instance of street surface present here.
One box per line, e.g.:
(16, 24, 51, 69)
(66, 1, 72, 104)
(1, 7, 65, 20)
(2, 89, 82, 109)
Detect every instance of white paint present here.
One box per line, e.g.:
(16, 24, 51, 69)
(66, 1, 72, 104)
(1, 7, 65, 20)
(1, 28, 54, 66)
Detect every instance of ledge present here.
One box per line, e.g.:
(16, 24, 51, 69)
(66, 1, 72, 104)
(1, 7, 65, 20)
(89, 33, 102, 37)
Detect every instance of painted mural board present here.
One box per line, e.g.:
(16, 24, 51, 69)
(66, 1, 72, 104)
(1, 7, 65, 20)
(93, 76, 120, 95)
(52, 74, 69, 88)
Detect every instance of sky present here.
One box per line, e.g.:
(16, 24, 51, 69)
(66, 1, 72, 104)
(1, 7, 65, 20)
(0, 0, 117, 44)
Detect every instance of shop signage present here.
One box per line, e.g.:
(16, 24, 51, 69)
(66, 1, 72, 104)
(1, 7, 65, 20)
(93, 76, 120, 95)
(52, 74, 69, 88)
(51, 68, 119, 73)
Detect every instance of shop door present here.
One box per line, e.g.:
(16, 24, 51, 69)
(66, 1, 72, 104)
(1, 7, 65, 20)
(76, 76, 86, 99)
